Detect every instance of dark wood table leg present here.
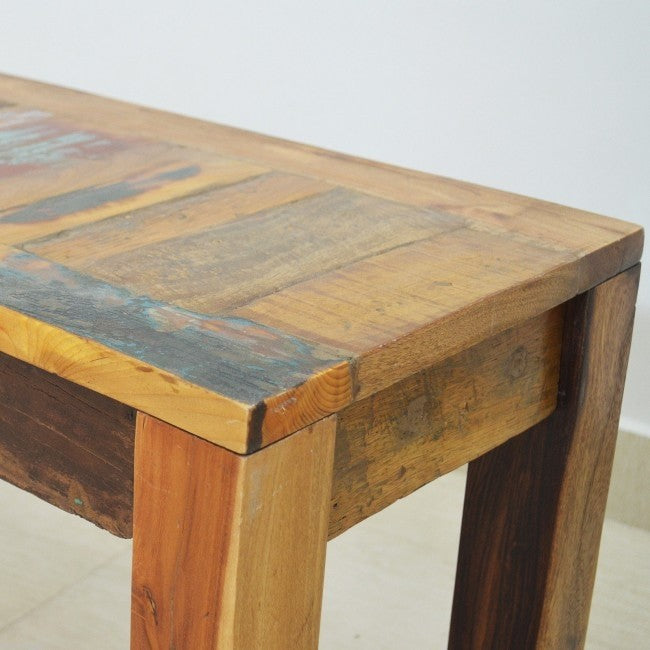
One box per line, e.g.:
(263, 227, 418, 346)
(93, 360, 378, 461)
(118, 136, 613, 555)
(449, 265, 640, 649)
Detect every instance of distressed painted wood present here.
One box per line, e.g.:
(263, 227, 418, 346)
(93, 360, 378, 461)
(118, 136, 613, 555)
(0, 74, 643, 453)
(329, 305, 563, 538)
(0, 76, 640, 263)
(131, 413, 335, 649)
(0, 350, 134, 537)
(235, 227, 580, 398)
(0, 245, 350, 452)
(0, 304, 562, 540)
(26, 171, 331, 266)
(448, 265, 640, 649)
(0, 106, 266, 245)
(0, 74, 643, 650)
(0, 77, 641, 256)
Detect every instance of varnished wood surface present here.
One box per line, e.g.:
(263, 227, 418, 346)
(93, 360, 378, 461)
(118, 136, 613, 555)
(329, 305, 562, 538)
(0, 244, 349, 451)
(0, 350, 134, 537)
(0, 306, 561, 539)
(132, 414, 335, 649)
(448, 265, 640, 649)
(0, 74, 643, 451)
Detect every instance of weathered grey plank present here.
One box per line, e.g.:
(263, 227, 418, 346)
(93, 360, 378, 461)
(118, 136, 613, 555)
(0, 247, 349, 405)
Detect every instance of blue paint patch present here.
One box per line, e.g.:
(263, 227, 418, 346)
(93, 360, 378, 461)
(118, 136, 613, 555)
(0, 129, 109, 166)
(0, 109, 125, 169)
(0, 108, 50, 129)
(0, 166, 201, 224)
(1, 181, 141, 224)
(0, 249, 349, 404)
(155, 165, 201, 182)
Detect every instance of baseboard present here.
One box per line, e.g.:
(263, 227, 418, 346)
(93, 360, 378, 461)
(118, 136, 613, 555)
(606, 429, 650, 531)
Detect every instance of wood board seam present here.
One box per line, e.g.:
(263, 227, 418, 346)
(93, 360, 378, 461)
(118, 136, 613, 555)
(0, 75, 643, 451)
(0, 248, 640, 449)
(0, 73, 642, 241)
(15, 170, 286, 248)
(0, 245, 352, 399)
(220, 221, 471, 316)
(6, 173, 271, 248)
(0, 286, 354, 452)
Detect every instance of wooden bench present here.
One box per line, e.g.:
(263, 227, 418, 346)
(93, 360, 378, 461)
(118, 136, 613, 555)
(0, 73, 643, 649)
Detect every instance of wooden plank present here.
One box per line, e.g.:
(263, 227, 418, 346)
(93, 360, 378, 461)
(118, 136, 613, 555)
(58, 187, 464, 313)
(448, 265, 639, 649)
(0, 302, 562, 541)
(0, 299, 247, 453)
(236, 226, 582, 398)
(0, 105, 150, 208)
(329, 305, 562, 538)
(2, 204, 634, 451)
(0, 107, 266, 245)
(0, 245, 351, 452)
(24, 171, 331, 265)
(0, 74, 642, 451)
(131, 413, 335, 649)
(0, 350, 134, 537)
(0, 75, 641, 270)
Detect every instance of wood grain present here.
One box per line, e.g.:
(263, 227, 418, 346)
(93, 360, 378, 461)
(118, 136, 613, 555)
(0, 245, 351, 452)
(54, 187, 464, 314)
(131, 413, 335, 649)
(0, 350, 134, 537)
(236, 226, 579, 398)
(0, 305, 562, 541)
(0, 106, 266, 245)
(0, 74, 641, 262)
(0, 74, 642, 650)
(24, 171, 330, 264)
(329, 306, 563, 538)
(448, 265, 640, 649)
(0, 74, 642, 451)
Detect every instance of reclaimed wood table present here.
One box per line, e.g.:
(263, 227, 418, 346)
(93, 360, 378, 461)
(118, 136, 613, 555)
(0, 74, 643, 649)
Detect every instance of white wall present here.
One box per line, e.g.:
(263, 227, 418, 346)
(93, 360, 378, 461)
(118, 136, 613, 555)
(3, 1, 649, 434)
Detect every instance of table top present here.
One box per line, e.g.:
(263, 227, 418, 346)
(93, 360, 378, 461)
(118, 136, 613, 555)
(0, 74, 643, 453)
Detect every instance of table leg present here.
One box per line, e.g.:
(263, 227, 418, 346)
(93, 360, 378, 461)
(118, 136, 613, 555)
(130, 413, 336, 649)
(448, 265, 640, 649)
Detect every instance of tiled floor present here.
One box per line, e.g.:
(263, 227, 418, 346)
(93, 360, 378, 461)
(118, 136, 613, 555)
(0, 469, 648, 649)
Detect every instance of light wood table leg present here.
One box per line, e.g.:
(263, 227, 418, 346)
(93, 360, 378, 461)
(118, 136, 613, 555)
(448, 266, 640, 650)
(130, 413, 336, 649)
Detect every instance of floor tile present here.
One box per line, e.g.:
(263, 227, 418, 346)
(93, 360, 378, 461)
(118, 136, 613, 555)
(320, 469, 466, 649)
(0, 550, 131, 650)
(0, 469, 648, 649)
(0, 480, 129, 631)
(586, 519, 650, 650)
